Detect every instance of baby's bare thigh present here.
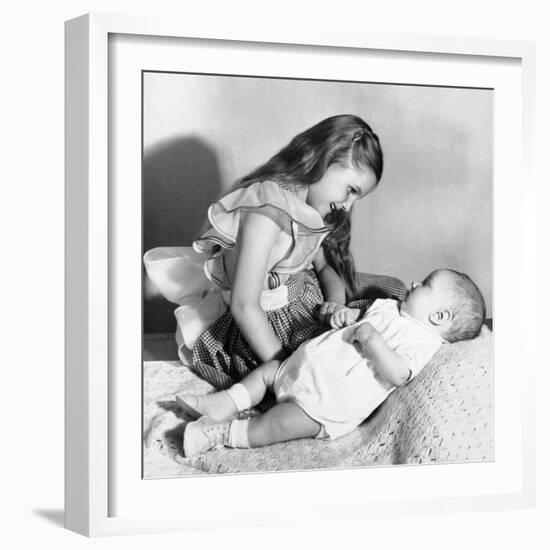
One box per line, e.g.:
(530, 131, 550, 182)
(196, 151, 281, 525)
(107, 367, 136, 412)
(248, 401, 321, 447)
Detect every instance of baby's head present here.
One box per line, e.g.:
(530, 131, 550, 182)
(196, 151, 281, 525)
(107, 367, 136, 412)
(400, 269, 486, 342)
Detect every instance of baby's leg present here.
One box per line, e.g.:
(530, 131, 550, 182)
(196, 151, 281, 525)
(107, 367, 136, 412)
(247, 401, 321, 447)
(183, 401, 321, 456)
(240, 359, 280, 404)
(176, 359, 280, 421)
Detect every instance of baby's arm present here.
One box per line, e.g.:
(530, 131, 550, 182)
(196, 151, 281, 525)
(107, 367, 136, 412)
(313, 248, 347, 323)
(351, 323, 412, 386)
(231, 211, 287, 362)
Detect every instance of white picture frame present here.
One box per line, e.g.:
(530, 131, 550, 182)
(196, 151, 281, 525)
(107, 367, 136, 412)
(65, 13, 537, 537)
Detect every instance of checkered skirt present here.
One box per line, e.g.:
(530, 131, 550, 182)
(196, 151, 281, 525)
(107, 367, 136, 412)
(192, 269, 326, 391)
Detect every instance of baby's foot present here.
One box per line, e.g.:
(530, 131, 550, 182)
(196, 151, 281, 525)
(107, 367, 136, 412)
(183, 417, 230, 457)
(176, 391, 238, 421)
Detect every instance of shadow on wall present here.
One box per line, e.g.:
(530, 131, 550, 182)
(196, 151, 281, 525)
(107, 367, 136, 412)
(143, 136, 223, 333)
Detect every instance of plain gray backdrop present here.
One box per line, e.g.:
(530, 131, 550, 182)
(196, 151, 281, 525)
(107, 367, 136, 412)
(143, 73, 492, 333)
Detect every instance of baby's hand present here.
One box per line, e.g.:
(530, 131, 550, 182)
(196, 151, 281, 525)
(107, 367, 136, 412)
(317, 301, 346, 325)
(329, 306, 358, 329)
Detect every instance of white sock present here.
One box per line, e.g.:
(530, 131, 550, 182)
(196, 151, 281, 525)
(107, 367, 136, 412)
(226, 383, 252, 412)
(228, 418, 250, 448)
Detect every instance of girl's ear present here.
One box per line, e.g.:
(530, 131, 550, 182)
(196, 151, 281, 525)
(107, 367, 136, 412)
(428, 308, 453, 326)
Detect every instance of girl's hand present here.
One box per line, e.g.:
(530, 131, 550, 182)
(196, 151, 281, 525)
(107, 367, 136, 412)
(317, 301, 345, 325)
(329, 306, 358, 329)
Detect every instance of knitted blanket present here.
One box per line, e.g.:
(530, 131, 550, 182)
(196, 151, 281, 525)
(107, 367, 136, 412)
(143, 326, 493, 478)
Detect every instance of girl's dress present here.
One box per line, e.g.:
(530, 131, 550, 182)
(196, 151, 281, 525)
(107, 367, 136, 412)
(144, 179, 331, 391)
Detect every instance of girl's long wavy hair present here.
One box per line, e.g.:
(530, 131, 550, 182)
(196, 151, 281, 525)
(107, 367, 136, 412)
(224, 114, 383, 299)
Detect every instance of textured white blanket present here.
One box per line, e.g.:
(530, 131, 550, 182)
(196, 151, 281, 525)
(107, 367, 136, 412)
(143, 327, 493, 478)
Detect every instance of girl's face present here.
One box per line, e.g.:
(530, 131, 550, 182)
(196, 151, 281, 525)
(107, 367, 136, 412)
(306, 163, 378, 220)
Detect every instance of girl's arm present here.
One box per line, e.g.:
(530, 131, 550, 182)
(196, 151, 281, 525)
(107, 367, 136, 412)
(230, 211, 286, 362)
(313, 247, 346, 303)
(351, 323, 412, 386)
(313, 247, 347, 324)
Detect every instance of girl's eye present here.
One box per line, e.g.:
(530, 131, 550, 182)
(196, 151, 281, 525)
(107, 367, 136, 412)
(348, 187, 357, 195)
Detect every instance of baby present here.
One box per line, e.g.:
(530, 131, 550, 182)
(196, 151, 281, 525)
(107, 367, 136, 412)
(179, 268, 486, 456)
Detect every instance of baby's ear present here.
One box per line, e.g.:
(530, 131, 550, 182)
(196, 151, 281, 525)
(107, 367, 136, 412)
(428, 308, 453, 326)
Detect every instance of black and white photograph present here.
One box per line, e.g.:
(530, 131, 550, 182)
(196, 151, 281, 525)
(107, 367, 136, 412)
(5, 0, 545, 544)
(142, 72, 494, 478)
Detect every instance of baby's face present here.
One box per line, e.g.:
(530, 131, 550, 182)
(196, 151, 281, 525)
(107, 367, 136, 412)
(400, 270, 454, 323)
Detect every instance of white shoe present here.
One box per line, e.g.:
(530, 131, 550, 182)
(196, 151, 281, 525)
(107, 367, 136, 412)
(175, 394, 202, 419)
(176, 392, 238, 421)
(183, 417, 229, 457)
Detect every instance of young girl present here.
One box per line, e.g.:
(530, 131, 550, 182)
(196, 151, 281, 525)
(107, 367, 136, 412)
(144, 114, 383, 396)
